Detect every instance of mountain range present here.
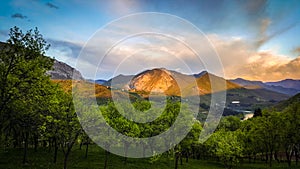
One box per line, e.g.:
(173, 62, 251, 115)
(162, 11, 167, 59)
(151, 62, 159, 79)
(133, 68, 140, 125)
(2, 41, 298, 115)
(96, 68, 299, 97)
(230, 78, 300, 96)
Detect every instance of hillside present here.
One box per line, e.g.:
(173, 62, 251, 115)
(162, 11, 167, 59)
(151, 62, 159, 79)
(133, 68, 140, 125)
(47, 60, 84, 80)
(103, 74, 134, 88)
(52, 80, 111, 98)
(273, 93, 300, 111)
(197, 73, 241, 95)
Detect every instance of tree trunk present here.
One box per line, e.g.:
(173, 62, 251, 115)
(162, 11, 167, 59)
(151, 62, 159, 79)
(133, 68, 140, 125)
(23, 132, 29, 164)
(63, 151, 70, 169)
(80, 141, 83, 150)
(180, 153, 183, 165)
(48, 138, 52, 152)
(104, 150, 109, 169)
(34, 134, 38, 152)
(269, 150, 273, 168)
(286, 149, 291, 167)
(174, 152, 179, 169)
(274, 151, 280, 163)
(186, 153, 189, 163)
(53, 137, 58, 163)
(85, 142, 89, 159)
(295, 148, 299, 165)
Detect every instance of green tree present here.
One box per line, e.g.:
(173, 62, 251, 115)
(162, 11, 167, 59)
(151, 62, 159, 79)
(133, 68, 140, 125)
(282, 103, 300, 166)
(250, 111, 283, 167)
(205, 130, 243, 169)
(0, 26, 53, 164)
(217, 116, 241, 131)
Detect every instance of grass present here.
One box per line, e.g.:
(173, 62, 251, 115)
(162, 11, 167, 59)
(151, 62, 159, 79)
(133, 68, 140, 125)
(0, 145, 299, 169)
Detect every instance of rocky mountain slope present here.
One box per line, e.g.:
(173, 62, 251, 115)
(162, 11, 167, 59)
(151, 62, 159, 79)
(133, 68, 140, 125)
(104, 68, 241, 97)
(47, 60, 84, 80)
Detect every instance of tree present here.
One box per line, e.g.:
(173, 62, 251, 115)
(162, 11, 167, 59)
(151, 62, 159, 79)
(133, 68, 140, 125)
(282, 103, 300, 166)
(0, 26, 53, 164)
(217, 116, 241, 131)
(250, 111, 283, 167)
(205, 130, 243, 169)
(57, 93, 82, 169)
(253, 108, 262, 117)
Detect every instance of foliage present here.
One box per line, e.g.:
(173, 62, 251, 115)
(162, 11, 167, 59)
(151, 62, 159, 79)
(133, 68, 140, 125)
(205, 130, 243, 169)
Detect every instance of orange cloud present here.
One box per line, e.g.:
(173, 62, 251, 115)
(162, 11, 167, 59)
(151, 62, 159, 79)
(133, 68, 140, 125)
(207, 34, 300, 81)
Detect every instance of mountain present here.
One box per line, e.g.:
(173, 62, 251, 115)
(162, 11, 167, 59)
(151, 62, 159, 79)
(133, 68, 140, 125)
(231, 78, 299, 96)
(230, 78, 263, 89)
(95, 79, 107, 85)
(0, 41, 83, 80)
(127, 68, 242, 97)
(129, 68, 181, 96)
(47, 60, 84, 80)
(196, 73, 241, 95)
(266, 79, 300, 90)
(103, 74, 134, 89)
(53, 67, 289, 112)
(193, 71, 208, 78)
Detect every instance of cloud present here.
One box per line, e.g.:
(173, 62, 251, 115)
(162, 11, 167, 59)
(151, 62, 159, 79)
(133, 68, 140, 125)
(293, 47, 300, 55)
(11, 13, 27, 19)
(207, 34, 300, 81)
(47, 32, 300, 81)
(47, 39, 82, 58)
(236, 54, 300, 81)
(255, 19, 298, 49)
(46, 2, 59, 9)
(44, 12, 299, 81)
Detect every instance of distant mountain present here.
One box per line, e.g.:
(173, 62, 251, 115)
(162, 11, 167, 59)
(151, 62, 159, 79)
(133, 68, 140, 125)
(54, 67, 289, 112)
(266, 79, 300, 90)
(94, 79, 107, 85)
(193, 71, 208, 78)
(230, 78, 263, 89)
(47, 60, 84, 80)
(231, 78, 299, 96)
(103, 74, 135, 89)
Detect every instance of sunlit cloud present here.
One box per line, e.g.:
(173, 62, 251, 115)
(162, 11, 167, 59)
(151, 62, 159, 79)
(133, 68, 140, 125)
(47, 18, 300, 81)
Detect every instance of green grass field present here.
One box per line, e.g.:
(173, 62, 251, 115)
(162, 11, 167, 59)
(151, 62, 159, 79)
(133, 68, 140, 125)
(0, 145, 299, 169)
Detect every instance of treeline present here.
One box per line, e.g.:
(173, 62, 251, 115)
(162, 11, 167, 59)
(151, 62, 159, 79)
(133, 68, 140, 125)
(198, 105, 300, 169)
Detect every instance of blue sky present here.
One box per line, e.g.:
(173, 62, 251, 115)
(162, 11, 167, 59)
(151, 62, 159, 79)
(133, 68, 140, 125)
(0, 0, 300, 81)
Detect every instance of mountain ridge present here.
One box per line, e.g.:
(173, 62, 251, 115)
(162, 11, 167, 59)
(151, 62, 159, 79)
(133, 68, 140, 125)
(231, 78, 300, 96)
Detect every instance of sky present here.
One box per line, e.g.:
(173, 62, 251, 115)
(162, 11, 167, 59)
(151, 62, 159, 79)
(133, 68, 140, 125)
(0, 0, 300, 81)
